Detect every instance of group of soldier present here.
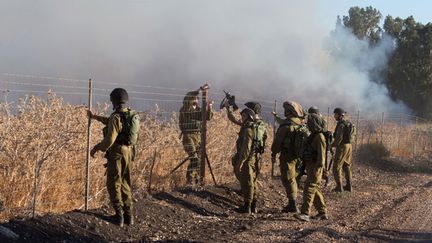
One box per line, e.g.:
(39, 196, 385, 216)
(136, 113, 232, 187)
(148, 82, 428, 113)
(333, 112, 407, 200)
(88, 86, 354, 227)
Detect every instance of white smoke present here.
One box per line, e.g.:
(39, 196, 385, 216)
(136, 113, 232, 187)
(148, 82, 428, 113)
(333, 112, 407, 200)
(0, 0, 409, 115)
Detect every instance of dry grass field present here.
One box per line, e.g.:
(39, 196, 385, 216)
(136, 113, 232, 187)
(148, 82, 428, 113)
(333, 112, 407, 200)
(0, 93, 431, 225)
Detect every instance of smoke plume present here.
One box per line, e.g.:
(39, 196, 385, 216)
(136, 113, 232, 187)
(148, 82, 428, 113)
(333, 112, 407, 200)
(0, 0, 409, 115)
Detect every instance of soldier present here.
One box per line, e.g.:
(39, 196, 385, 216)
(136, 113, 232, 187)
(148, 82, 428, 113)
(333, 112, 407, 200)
(332, 107, 353, 192)
(225, 101, 267, 185)
(295, 113, 328, 222)
(179, 88, 213, 186)
(233, 108, 259, 214)
(89, 88, 139, 227)
(271, 101, 305, 213)
(306, 106, 333, 185)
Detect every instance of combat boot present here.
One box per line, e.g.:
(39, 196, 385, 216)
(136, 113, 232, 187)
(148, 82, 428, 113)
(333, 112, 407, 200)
(251, 199, 258, 214)
(282, 200, 300, 213)
(124, 207, 134, 226)
(312, 212, 329, 220)
(237, 203, 251, 214)
(110, 208, 124, 227)
(332, 183, 343, 193)
(343, 181, 352, 192)
(294, 213, 310, 222)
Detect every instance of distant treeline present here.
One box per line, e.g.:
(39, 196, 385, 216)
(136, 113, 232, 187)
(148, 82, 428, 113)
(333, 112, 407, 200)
(342, 6, 432, 119)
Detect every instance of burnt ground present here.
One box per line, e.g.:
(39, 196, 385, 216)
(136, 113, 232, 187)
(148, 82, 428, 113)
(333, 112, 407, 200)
(1, 157, 432, 243)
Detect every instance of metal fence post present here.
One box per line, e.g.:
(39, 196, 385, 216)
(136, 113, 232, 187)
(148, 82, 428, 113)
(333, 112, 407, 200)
(200, 85, 208, 184)
(355, 110, 360, 151)
(85, 79, 92, 210)
(380, 112, 384, 143)
(31, 161, 39, 218)
(327, 107, 330, 130)
(413, 116, 418, 157)
(272, 100, 277, 177)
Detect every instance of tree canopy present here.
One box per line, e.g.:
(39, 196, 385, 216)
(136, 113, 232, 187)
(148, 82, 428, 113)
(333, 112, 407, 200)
(342, 6, 432, 118)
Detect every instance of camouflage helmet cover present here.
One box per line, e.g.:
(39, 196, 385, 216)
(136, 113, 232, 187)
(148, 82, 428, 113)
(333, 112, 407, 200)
(283, 101, 304, 118)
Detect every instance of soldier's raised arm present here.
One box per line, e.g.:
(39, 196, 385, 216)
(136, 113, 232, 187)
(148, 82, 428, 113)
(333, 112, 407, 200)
(226, 107, 242, 126)
(88, 110, 109, 125)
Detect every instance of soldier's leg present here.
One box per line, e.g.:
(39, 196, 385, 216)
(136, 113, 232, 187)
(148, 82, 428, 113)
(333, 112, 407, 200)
(312, 167, 327, 216)
(300, 163, 319, 216)
(280, 158, 299, 213)
(332, 147, 344, 192)
(120, 146, 133, 225)
(252, 159, 259, 213)
(239, 161, 254, 214)
(106, 153, 124, 226)
(342, 144, 353, 192)
(183, 134, 198, 183)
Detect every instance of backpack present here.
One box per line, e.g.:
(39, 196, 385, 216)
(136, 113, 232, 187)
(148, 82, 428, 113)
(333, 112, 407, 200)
(293, 124, 311, 159)
(116, 109, 140, 146)
(282, 122, 310, 159)
(342, 120, 356, 144)
(252, 121, 267, 154)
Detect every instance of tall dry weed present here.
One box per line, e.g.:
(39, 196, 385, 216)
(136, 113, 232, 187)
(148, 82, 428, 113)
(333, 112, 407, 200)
(0, 93, 430, 222)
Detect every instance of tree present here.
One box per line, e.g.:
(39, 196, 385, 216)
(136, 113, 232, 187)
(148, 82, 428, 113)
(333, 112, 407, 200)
(385, 16, 432, 118)
(343, 6, 382, 43)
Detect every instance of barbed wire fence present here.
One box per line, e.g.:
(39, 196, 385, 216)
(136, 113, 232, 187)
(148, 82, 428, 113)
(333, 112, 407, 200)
(0, 72, 431, 222)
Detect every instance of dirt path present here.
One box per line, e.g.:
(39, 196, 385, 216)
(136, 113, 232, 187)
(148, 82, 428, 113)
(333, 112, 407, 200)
(1, 158, 431, 242)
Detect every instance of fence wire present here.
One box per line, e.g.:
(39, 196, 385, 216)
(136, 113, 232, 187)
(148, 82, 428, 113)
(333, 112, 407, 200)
(0, 73, 431, 222)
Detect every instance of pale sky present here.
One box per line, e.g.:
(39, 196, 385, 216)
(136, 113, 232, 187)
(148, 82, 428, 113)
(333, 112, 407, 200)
(319, 0, 431, 28)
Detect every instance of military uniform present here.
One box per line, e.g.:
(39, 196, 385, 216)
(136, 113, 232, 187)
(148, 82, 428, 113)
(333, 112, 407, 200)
(300, 133, 327, 217)
(179, 91, 213, 184)
(272, 117, 302, 204)
(93, 108, 134, 219)
(332, 119, 353, 191)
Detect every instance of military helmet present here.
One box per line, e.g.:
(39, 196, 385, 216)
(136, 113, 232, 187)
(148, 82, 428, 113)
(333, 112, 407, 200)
(110, 88, 129, 104)
(244, 102, 261, 115)
(308, 106, 320, 114)
(333, 107, 346, 115)
(240, 107, 255, 122)
(307, 113, 325, 133)
(283, 101, 304, 118)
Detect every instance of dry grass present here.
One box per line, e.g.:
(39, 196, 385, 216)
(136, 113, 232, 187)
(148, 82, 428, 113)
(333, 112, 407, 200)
(0, 94, 431, 222)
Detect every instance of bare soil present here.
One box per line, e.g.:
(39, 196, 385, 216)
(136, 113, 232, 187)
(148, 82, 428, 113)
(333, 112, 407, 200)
(1, 157, 432, 242)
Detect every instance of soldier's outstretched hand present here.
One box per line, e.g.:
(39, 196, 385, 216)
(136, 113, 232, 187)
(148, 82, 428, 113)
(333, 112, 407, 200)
(271, 111, 277, 116)
(90, 146, 98, 158)
(87, 109, 95, 119)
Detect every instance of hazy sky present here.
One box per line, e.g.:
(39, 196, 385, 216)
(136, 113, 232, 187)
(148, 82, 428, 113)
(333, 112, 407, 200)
(0, 0, 427, 114)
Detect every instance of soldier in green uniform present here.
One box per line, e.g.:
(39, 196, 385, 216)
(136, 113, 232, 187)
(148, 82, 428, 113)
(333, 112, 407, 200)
(295, 113, 328, 222)
(332, 108, 353, 192)
(233, 108, 259, 214)
(89, 88, 137, 227)
(271, 101, 305, 213)
(179, 88, 213, 186)
(225, 101, 267, 187)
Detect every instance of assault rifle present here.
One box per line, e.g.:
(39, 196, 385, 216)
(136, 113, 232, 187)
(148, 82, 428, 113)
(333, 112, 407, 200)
(324, 149, 334, 187)
(220, 90, 239, 111)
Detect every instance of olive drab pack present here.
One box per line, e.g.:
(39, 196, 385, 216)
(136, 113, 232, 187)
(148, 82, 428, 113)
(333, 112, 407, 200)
(253, 121, 267, 154)
(293, 124, 311, 159)
(281, 122, 311, 159)
(342, 120, 356, 144)
(116, 110, 140, 146)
